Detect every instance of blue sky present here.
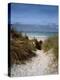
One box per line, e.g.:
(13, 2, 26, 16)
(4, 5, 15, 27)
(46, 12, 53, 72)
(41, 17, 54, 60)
(10, 3, 58, 25)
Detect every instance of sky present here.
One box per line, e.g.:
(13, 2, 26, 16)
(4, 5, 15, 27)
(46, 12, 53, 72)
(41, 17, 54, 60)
(10, 3, 58, 25)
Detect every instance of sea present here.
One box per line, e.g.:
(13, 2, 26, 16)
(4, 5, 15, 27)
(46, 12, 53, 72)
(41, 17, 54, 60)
(22, 32, 58, 41)
(23, 32, 58, 37)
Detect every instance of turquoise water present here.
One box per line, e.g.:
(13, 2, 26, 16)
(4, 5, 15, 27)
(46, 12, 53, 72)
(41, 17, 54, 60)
(25, 32, 58, 37)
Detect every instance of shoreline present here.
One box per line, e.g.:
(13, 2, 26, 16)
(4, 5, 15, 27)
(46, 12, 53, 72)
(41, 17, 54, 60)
(28, 35, 48, 41)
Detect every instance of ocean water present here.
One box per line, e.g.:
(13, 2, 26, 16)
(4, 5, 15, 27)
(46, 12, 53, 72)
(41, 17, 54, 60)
(24, 32, 58, 37)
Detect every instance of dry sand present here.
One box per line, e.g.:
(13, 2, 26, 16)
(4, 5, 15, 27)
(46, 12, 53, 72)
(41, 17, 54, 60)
(11, 50, 58, 77)
(28, 35, 48, 41)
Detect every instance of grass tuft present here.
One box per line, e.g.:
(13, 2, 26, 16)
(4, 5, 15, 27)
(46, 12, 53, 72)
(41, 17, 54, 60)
(10, 28, 36, 65)
(43, 34, 58, 60)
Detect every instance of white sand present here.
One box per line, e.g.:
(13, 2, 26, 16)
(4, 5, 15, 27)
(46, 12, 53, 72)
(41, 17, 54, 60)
(11, 49, 58, 77)
(28, 35, 48, 41)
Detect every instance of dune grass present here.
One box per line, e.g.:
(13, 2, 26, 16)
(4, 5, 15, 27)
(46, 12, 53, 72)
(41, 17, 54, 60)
(10, 28, 36, 65)
(43, 34, 58, 60)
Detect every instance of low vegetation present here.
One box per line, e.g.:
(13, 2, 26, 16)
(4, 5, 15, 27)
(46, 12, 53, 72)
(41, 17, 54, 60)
(10, 28, 36, 65)
(10, 27, 58, 65)
(43, 34, 58, 60)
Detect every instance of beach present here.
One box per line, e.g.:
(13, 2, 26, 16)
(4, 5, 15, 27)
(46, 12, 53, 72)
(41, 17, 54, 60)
(9, 3, 58, 77)
(11, 35, 58, 77)
(28, 35, 48, 41)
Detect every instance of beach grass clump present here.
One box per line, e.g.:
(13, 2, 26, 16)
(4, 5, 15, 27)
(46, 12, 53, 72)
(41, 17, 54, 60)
(43, 34, 58, 60)
(10, 28, 36, 65)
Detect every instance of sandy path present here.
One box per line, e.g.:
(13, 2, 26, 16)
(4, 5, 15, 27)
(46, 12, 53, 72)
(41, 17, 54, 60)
(11, 50, 58, 77)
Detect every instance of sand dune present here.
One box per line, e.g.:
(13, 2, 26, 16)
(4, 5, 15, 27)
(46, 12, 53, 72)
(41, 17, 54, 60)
(11, 49, 58, 77)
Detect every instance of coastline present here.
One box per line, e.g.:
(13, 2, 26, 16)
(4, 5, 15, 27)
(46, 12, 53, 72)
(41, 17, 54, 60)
(28, 35, 48, 41)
